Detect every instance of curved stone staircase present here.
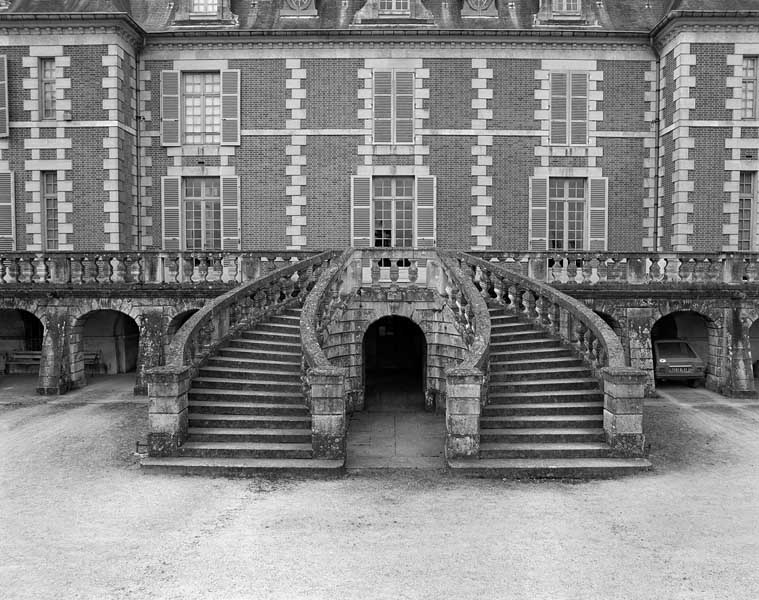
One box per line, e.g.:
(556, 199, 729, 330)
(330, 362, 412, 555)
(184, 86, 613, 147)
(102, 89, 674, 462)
(449, 305, 650, 478)
(141, 307, 343, 476)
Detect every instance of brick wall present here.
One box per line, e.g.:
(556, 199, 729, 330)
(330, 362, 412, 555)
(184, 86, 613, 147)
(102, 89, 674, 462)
(70, 128, 108, 250)
(491, 59, 540, 130)
(428, 136, 473, 250)
(491, 137, 536, 249)
(230, 59, 287, 130)
(692, 43, 732, 121)
(692, 127, 731, 251)
(425, 58, 473, 130)
(67, 45, 108, 122)
(597, 60, 650, 131)
(303, 59, 362, 130)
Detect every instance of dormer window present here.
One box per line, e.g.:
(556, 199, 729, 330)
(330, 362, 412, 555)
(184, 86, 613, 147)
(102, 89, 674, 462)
(379, 0, 410, 15)
(552, 0, 581, 15)
(192, 0, 219, 14)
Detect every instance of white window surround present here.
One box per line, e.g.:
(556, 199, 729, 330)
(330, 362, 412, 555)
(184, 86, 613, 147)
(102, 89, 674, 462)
(552, 0, 581, 14)
(373, 69, 415, 145)
(742, 57, 758, 120)
(191, 0, 219, 14)
(378, 0, 410, 14)
(738, 171, 756, 251)
(550, 71, 589, 146)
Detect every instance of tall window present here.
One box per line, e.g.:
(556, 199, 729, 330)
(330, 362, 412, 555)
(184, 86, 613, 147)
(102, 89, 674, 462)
(739, 172, 755, 251)
(373, 177, 414, 248)
(373, 71, 414, 145)
(743, 57, 758, 120)
(550, 72, 588, 145)
(379, 0, 409, 13)
(42, 171, 58, 250)
(192, 0, 219, 13)
(184, 177, 221, 250)
(552, 0, 580, 13)
(183, 73, 221, 145)
(39, 58, 56, 120)
(549, 178, 585, 250)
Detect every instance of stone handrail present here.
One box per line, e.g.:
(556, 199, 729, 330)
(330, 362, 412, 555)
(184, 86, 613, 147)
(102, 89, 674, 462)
(146, 250, 338, 456)
(469, 251, 759, 286)
(454, 251, 647, 457)
(454, 251, 626, 374)
(0, 250, 322, 286)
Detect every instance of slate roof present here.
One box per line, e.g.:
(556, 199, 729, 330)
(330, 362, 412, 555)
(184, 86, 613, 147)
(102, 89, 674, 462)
(2, 0, 759, 33)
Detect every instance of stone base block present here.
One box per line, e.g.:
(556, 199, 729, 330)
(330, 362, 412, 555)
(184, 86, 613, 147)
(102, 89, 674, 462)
(446, 434, 479, 459)
(606, 432, 646, 458)
(148, 432, 184, 457)
(312, 433, 345, 460)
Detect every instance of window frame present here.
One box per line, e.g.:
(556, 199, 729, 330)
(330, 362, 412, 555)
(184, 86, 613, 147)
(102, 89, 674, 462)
(183, 176, 222, 251)
(372, 176, 415, 248)
(373, 69, 415, 145)
(548, 177, 587, 251)
(182, 72, 222, 146)
(550, 71, 589, 146)
(743, 57, 758, 120)
(378, 0, 410, 15)
(41, 171, 58, 251)
(39, 57, 56, 121)
(552, 0, 581, 15)
(739, 171, 755, 251)
(191, 0, 220, 15)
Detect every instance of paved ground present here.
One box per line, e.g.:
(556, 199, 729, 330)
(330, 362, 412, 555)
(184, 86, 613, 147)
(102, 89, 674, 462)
(2, 375, 759, 599)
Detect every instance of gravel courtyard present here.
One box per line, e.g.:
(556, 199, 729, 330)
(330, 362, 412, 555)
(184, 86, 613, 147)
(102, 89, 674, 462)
(1, 375, 759, 600)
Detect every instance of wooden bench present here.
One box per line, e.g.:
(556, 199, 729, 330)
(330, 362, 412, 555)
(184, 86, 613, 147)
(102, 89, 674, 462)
(83, 351, 107, 375)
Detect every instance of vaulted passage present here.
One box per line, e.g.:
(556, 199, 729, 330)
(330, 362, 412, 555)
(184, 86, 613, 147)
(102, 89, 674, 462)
(348, 315, 444, 469)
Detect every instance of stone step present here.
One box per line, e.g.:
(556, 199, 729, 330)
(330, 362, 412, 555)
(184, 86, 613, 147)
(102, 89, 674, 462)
(188, 401, 309, 416)
(188, 427, 311, 444)
(490, 330, 548, 341)
(177, 441, 313, 460)
(187, 413, 311, 429)
(489, 367, 592, 382)
(489, 378, 600, 393)
(227, 338, 301, 353)
(487, 390, 604, 404)
(239, 329, 300, 341)
(490, 338, 561, 351)
(490, 347, 575, 361)
(476, 428, 605, 443)
(217, 348, 301, 362)
(447, 457, 652, 479)
(188, 388, 302, 403)
(479, 442, 612, 459)
(480, 415, 603, 430)
(141, 456, 344, 477)
(256, 322, 301, 335)
(480, 401, 603, 417)
(205, 357, 301, 372)
(491, 357, 584, 372)
(192, 375, 301, 391)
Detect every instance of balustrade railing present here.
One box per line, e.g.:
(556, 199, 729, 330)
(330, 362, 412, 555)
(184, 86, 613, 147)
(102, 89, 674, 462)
(359, 248, 433, 287)
(470, 251, 759, 286)
(0, 251, 322, 286)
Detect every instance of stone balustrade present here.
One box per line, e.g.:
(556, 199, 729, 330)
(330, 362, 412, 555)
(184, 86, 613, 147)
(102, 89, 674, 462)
(145, 250, 338, 456)
(470, 251, 759, 286)
(358, 248, 434, 287)
(453, 251, 647, 457)
(0, 251, 321, 286)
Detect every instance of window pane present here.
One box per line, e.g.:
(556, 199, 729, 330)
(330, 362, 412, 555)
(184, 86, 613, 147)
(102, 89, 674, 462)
(183, 72, 221, 145)
(184, 177, 221, 250)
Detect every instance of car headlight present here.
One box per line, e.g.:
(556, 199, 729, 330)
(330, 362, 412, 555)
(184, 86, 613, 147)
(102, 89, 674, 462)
(658, 358, 667, 363)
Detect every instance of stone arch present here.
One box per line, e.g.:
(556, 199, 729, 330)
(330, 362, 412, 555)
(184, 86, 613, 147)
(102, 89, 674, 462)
(593, 309, 630, 366)
(0, 308, 45, 375)
(650, 309, 720, 389)
(70, 308, 140, 385)
(166, 309, 199, 352)
(362, 315, 427, 412)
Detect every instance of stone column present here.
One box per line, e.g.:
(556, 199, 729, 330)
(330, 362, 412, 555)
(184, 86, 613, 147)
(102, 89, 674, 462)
(724, 304, 755, 397)
(445, 368, 484, 459)
(146, 365, 192, 456)
(309, 367, 347, 460)
(37, 310, 73, 395)
(134, 311, 166, 396)
(601, 367, 647, 457)
(626, 308, 656, 396)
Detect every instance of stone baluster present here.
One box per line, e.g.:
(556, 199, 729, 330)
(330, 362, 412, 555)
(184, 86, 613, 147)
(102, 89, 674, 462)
(113, 255, 127, 283)
(181, 253, 194, 283)
(522, 289, 536, 321)
(197, 253, 209, 283)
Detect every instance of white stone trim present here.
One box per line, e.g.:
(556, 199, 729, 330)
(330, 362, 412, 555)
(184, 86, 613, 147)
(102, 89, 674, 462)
(138, 61, 154, 248)
(470, 58, 493, 250)
(286, 59, 307, 250)
(643, 60, 658, 251)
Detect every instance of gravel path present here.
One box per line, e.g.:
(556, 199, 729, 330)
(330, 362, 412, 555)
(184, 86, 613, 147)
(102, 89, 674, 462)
(1, 377, 759, 599)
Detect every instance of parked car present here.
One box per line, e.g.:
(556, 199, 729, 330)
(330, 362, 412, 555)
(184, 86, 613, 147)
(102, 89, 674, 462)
(653, 339, 706, 386)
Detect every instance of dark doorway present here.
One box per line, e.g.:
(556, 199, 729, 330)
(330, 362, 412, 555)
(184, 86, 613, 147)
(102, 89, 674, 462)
(363, 316, 426, 412)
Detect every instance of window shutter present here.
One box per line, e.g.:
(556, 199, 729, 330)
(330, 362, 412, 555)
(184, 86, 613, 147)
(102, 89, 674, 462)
(0, 172, 15, 251)
(0, 56, 8, 138)
(570, 72, 588, 146)
(588, 177, 608, 251)
(373, 71, 392, 144)
(162, 176, 181, 250)
(395, 72, 415, 145)
(550, 72, 568, 146)
(160, 71, 181, 147)
(221, 176, 240, 250)
(221, 70, 240, 146)
(415, 176, 436, 247)
(529, 177, 549, 251)
(351, 176, 372, 247)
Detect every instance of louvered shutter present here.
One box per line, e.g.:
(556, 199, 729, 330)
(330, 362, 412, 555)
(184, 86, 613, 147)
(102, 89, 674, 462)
(550, 72, 568, 146)
(0, 56, 8, 138)
(162, 176, 181, 250)
(588, 177, 608, 251)
(395, 72, 415, 145)
(221, 176, 240, 250)
(160, 71, 181, 146)
(221, 70, 240, 146)
(415, 176, 436, 247)
(373, 71, 392, 144)
(529, 177, 549, 251)
(0, 172, 15, 251)
(351, 176, 372, 247)
(570, 72, 588, 146)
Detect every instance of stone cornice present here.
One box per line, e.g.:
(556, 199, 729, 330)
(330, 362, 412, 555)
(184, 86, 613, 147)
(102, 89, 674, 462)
(652, 16, 759, 53)
(0, 14, 145, 48)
